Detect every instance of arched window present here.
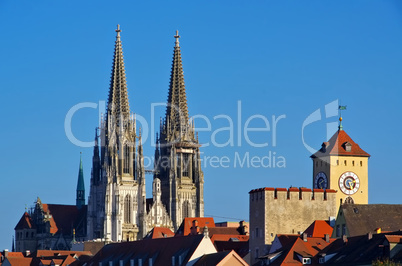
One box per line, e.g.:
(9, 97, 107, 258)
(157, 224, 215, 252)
(124, 145, 130, 174)
(124, 195, 131, 223)
(182, 200, 191, 219)
(183, 153, 190, 177)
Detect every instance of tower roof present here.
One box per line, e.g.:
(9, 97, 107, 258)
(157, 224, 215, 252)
(165, 30, 190, 137)
(14, 212, 35, 230)
(77, 153, 85, 191)
(107, 24, 130, 121)
(311, 130, 370, 158)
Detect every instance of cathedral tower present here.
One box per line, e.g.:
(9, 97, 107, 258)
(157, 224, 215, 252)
(311, 117, 370, 211)
(87, 25, 146, 242)
(155, 31, 204, 230)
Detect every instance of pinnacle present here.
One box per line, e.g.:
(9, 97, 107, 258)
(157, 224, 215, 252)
(107, 25, 130, 123)
(165, 32, 192, 140)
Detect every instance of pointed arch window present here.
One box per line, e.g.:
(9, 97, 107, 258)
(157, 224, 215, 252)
(124, 195, 131, 223)
(176, 154, 181, 176)
(182, 200, 191, 219)
(183, 153, 190, 177)
(124, 145, 130, 174)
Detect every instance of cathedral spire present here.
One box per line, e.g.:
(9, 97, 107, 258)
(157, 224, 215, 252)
(76, 152, 85, 209)
(107, 24, 130, 123)
(165, 30, 191, 140)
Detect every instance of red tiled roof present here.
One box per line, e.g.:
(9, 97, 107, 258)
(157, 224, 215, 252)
(311, 130, 370, 158)
(272, 236, 334, 265)
(2, 257, 32, 266)
(175, 217, 216, 236)
(210, 233, 249, 243)
(14, 212, 34, 230)
(385, 235, 402, 243)
(145, 227, 174, 239)
(303, 220, 333, 238)
(1, 252, 25, 258)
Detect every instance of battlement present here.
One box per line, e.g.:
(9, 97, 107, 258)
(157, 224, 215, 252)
(249, 187, 337, 201)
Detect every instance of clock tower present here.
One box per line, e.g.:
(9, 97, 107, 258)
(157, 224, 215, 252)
(311, 117, 370, 211)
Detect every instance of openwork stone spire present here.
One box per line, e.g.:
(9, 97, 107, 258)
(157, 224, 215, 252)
(107, 24, 130, 122)
(165, 30, 191, 139)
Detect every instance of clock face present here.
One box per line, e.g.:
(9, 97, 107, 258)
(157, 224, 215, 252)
(314, 172, 328, 189)
(339, 171, 360, 195)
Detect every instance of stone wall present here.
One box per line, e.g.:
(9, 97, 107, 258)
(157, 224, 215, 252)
(249, 187, 337, 264)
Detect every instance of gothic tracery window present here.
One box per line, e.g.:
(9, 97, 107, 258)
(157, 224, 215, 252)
(123, 145, 130, 174)
(124, 194, 131, 223)
(182, 200, 191, 219)
(183, 153, 190, 177)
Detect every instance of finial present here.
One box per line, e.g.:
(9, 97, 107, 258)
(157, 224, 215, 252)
(174, 30, 180, 47)
(338, 105, 347, 131)
(116, 24, 121, 37)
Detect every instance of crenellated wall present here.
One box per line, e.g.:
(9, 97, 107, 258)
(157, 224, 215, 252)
(249, 187, 337, 264)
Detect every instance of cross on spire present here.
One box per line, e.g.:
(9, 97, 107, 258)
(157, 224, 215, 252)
(116, 24, 121, 37)
(174, 30, 180, 47)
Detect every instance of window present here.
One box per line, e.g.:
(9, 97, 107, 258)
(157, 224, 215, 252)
(302, 258, 312, 264)
(336, 225, 340, 237)
(344, 160, 347, 166)
(342, 224, 346, 236)
(255, 227, 259, 238)
(176, 154, 181, 177)
(182, 200, 191, 218)
(123, 145, 130, 174)
(337, 160, 339, 165)
(360, 161, 363, 167)
(182, 153, 190, 177)
(255, 248, 259, 259)
(124, 195, 131, 223)
(352, 161, 355, 166)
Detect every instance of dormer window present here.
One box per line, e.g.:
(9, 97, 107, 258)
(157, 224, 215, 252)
(344, 142, 352, 152)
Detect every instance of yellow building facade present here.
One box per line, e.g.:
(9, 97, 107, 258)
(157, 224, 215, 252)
(311, 128, 370, 211)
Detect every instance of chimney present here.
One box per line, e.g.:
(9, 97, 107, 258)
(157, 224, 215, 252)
(25, 250, 30, 257)
(367, 232, 373, 240)
(190, 220, 200, 235)
(302, 233, 307, 242)
(324, 234, 330, 243)
(238, 220, 248, 235)
(3, 249, 8, 258)
(376, 228, 382, 234)
(203, 226, 209, 238)
(342, 235, 348, 244)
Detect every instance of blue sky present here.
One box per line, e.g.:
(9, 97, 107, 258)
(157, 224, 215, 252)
(1, 1, 402, 250)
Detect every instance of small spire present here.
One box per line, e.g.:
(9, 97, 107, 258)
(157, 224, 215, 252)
(174, 30, 180, 47)
(339, 116, 343, 131)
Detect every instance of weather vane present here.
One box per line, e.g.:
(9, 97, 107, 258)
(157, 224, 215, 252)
(338, 103, 347, 130)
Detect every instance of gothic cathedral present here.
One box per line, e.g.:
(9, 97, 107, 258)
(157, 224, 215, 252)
(87, 26, 204, 241)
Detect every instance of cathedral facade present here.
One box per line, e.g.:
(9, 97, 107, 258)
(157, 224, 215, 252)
(87, 26, 204, 242)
